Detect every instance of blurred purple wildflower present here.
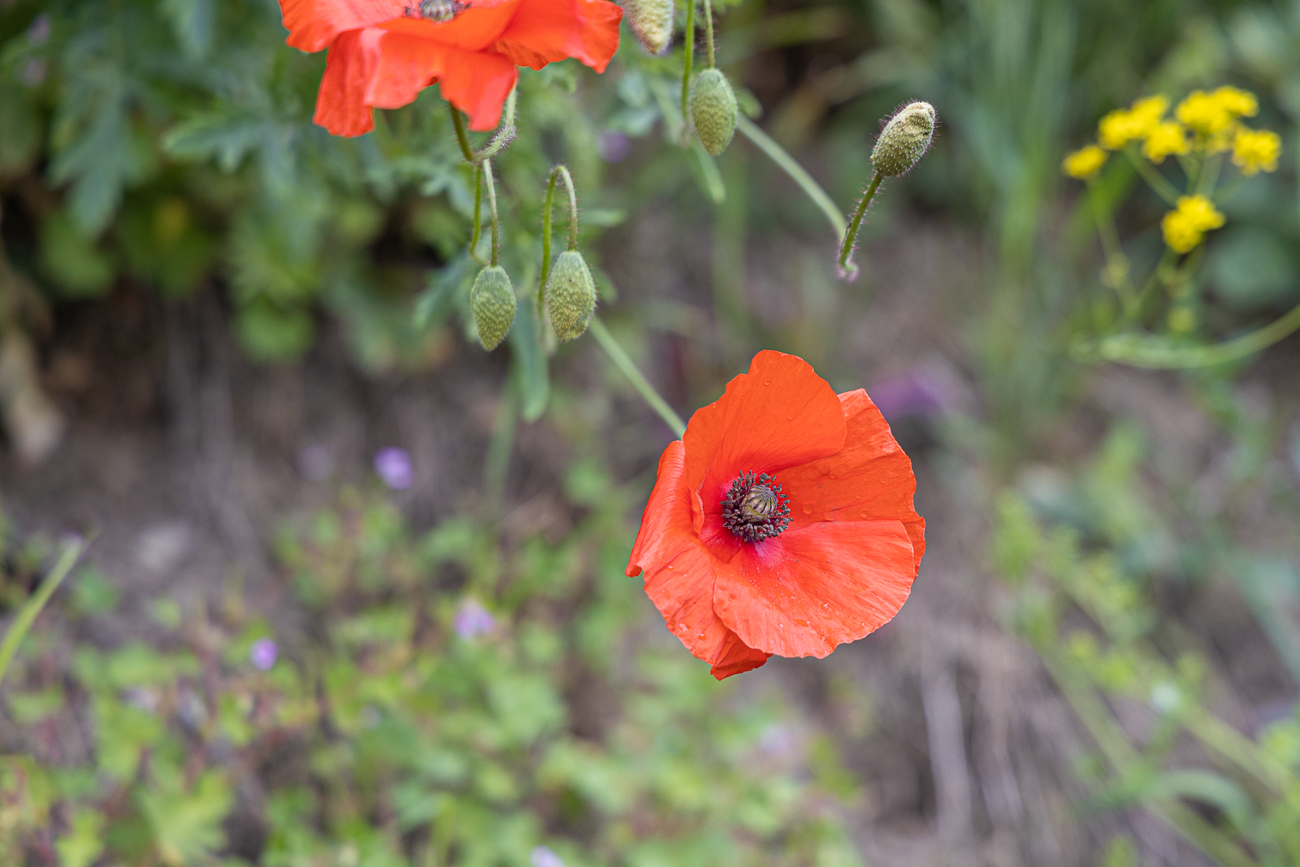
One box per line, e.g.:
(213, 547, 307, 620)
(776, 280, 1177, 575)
(598, 130, 631, 163)
(26, 14, 51, 45)
(530, 846, 564, 867)
(869, 366, 954, 421)
(373, 447, 413, 490)
(454, 599, 495, 639)
(250, 638, 278, 671)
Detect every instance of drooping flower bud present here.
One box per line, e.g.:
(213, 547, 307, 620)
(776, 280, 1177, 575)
(546, 250, 597, 342)
(871, 101, 936, 177)
(470, 265, 516, 351)
(624, 0, 673, 55)
(690, 69, 738, 157)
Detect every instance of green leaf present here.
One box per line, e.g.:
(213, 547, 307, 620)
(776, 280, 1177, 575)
(159, 0, 214, 59)
(236, 299, 315, 363)
(56, 809, 106, 867)
(139, 770, 234, 866)
(40, 211, 114, 297)
(510, 297, 550, 423)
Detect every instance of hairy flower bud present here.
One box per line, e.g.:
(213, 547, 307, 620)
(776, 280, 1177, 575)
(470, 265, 516, 351)
(546, 250, 597, 342)
(871, 101, 936, 177)
(690, 69, 738, 157)
(625, 0, 673, 55)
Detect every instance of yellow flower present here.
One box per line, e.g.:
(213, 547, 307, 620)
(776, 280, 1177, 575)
(1213, 86, 1259, 119)
(1062, 144, 1107, 179)
(1176, 90, 1234, 137)
(1160, 195, 1225, 254)
(1142, 121, 1189, 163)
(1097, 95, 1169, 150)
(1231, 127, 1281, 175)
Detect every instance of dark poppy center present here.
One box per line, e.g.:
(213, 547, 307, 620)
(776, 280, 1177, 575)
(413, 0, 464, 22)
(721, 472, 791, 542)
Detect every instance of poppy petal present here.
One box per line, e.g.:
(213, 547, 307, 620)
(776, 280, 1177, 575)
(714, 519, 917, 658)
(684, 351, 847, 506)
(282, 0, 520, 53)
(709, 631, 770, 680)
(313, 28, 383, 137)
(494, 0, 623, 73)
(782, 389, 926, 570)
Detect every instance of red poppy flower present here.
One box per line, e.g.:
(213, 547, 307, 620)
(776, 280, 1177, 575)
(626, 351, 926, 680)
(280, 0, 623, 137)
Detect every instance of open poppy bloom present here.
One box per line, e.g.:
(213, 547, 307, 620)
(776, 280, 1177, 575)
(626, 351, 926, 680)
(280, 0, 623, 137)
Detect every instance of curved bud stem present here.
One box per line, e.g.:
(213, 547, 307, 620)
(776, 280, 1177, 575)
(451, 88, 518, 165)
(703, 0, 716, 69)
(540, 165, 580, 299)
(680, 0, 696, 129)
(836, 171, 883, 281)
(483, 158, 500, 267)
(589, 316, 687, 438)
(736, 115, 846, 239)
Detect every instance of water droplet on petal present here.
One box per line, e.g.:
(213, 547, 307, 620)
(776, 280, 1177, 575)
(859, 509, 869, 518)
(802, 504, 813, 514)
(794, 618, 810, 628)
(667, 564, 674, 570)
(828, 473, 838, 479)
(764, 380, 772, 386)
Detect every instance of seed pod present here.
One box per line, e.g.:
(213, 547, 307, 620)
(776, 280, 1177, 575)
(690, 69, 738, 157)
(625, 0, 673, 55)
(470, 265, 516, 351)
(871, 101, 937, 177)
(546, 250, 597, 342)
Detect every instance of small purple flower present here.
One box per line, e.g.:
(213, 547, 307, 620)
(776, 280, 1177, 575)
(250, 638, 278, 671)
(530, 846, 564, 867)
(598, 130, 631, 163)
(373, 447, 413, 490)
(454, 599, 496, 639)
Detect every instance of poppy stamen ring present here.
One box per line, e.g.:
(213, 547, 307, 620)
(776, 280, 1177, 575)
(721, 472, 791, 542)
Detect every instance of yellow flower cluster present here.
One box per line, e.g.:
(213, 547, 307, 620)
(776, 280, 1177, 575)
(1142, 121, 1188, 164)
(1232, 127, 1281, 175)
(1176, 86, 1258, 138)
(1098, 95, 1168, 150)
(1160, 195, 1224, 254)
(1062, 144, 1107, 180)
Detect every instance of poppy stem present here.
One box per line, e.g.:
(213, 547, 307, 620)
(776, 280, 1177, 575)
(449, 89, 518, 165)
(469, 165, 485, 264)
(680, 0, 695, 132)
(483, 159, 500, 267)
(836, 170, 883, 281)
(588, 317, 687, 438)
(735, 115, 847, 242)
(703, 0, 715, 69)
(540, 165, 580, 300)
(452, 104, 475, 163)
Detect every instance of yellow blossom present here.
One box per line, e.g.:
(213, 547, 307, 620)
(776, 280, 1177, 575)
(1214, 86, 1258, 119)
(1062, 144, 1107, 179)
(1176, 90, 1234, 137)
(1097, 95, 1169, 150)
(1160, 195, 1225, 254)
(1231, 127, 1281, 175)
(1142, 121, 1189, 163)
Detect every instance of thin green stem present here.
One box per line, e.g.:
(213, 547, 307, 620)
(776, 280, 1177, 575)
(736, 116, 846, 239)
(1102, 297, 1300, 369)
(470, 165, 484, 263)
(1195, 152, 1223, 199)
(680, 0, 695, 126)
(0, 538, 86, 688)
(540, 165, 580, 301)
(1087, 181, 1136, 307)
(483, 159, 500, 267)
(836, 171, 882, 280)
(483, 378, 517, 520)
(703, 0, 715, 68)
(589, 317, 687, 438)
(451, 104, 475, 162)
(450, 90, 518, 165)
(1124, 147, 1181, 206)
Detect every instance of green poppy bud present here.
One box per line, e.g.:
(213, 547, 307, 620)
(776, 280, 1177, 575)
(690, 69, 738, 157)
(470, 265, 516, 351)
(625, 0, 673, 55)
(546, 250, 597, 342)
(871, 101, 937, 177)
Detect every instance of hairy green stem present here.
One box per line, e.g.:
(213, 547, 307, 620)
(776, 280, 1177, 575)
(470, 165, 484, 263)
(736, 116, 846, 240)
(703, 0, 715, 68)
(0, 538, 86, 688)
(589, 317, 687, 438)
(540, 166, 580, 302)
(483, 159, 500, 267)
(836, 171, 882, 280)
(450, 90, 517, 165)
